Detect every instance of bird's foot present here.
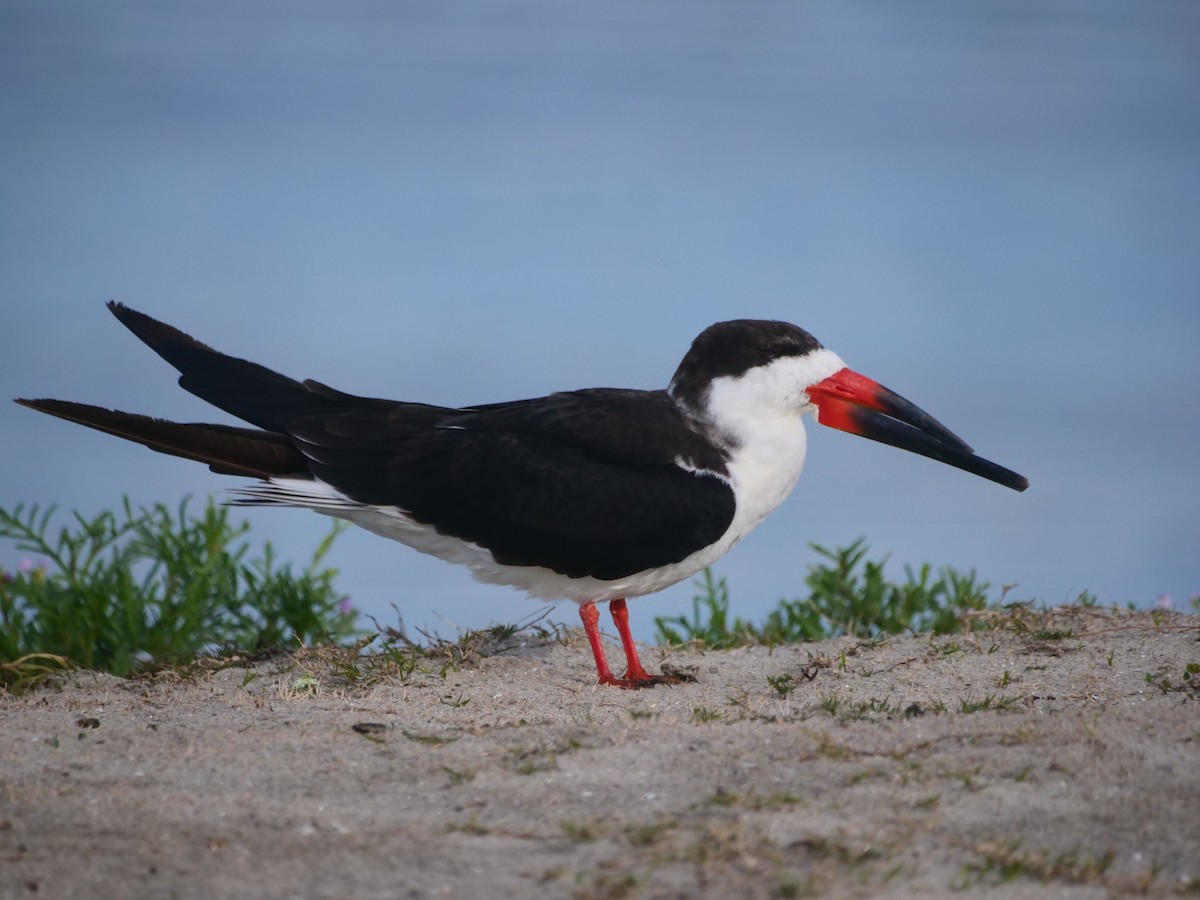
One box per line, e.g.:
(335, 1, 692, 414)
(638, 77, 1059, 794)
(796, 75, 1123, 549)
(599, 665, 698, 689)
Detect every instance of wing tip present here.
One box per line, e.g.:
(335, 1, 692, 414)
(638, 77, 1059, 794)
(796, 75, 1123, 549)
(15, 397, 81, 414)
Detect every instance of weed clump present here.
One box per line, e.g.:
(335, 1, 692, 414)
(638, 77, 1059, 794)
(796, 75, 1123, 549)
(656, 538, 993, 647)
(1, 497, 356, 684)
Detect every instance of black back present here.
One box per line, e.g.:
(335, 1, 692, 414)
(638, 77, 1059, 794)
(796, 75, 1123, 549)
(290, 389, 736, 579)
(104, 303, 739, 580)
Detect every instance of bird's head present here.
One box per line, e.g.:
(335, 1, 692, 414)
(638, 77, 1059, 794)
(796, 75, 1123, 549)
(669, 320, 1028, 491)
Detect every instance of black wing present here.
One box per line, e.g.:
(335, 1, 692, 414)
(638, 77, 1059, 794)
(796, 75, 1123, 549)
(21, 305, 738, 581)
(288, 390, 736, 580)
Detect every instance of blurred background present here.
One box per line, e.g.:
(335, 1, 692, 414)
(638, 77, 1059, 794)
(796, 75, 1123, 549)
(3, 1, 1198, 639)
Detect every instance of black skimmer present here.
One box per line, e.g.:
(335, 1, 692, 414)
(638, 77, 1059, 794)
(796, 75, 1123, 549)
(16, 304, 1027, 687)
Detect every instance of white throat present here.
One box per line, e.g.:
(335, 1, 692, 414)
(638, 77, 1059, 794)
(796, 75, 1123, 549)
(698, 347, 847, 539)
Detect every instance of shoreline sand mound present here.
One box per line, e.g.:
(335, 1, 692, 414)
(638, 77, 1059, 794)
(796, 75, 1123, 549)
(2, 607, 1197, 898)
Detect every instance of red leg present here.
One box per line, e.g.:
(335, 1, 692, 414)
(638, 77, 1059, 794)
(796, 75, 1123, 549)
(578, 599, 693, 689)
(579, 599, 621, 686)
(608, 598, 654, 682)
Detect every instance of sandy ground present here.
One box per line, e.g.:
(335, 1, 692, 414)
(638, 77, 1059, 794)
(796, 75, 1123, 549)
(2, 606, 1198, 899)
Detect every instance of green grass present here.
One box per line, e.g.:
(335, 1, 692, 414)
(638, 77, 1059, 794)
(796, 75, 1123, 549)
(1145, 661, 1199, 700)
(655, 538, 994, 647)
(10, 496, 1184, 689)
(653, 568, 758, 648)
(1, 497, 356, 683)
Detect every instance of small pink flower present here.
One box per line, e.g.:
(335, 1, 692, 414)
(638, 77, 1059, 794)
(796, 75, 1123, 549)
(338, 598, 355, 616)
(1155, 594, 1173, 610)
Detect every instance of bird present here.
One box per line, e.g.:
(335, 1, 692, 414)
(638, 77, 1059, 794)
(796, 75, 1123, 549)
(16, 303, 1027, 687)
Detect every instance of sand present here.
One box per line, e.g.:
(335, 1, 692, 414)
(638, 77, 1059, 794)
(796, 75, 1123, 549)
(2, 606, 1198, 899)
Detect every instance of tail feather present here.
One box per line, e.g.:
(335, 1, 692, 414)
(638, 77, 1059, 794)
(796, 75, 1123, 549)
(106, 301, 338, 431)
(14, 398, 307, 479)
